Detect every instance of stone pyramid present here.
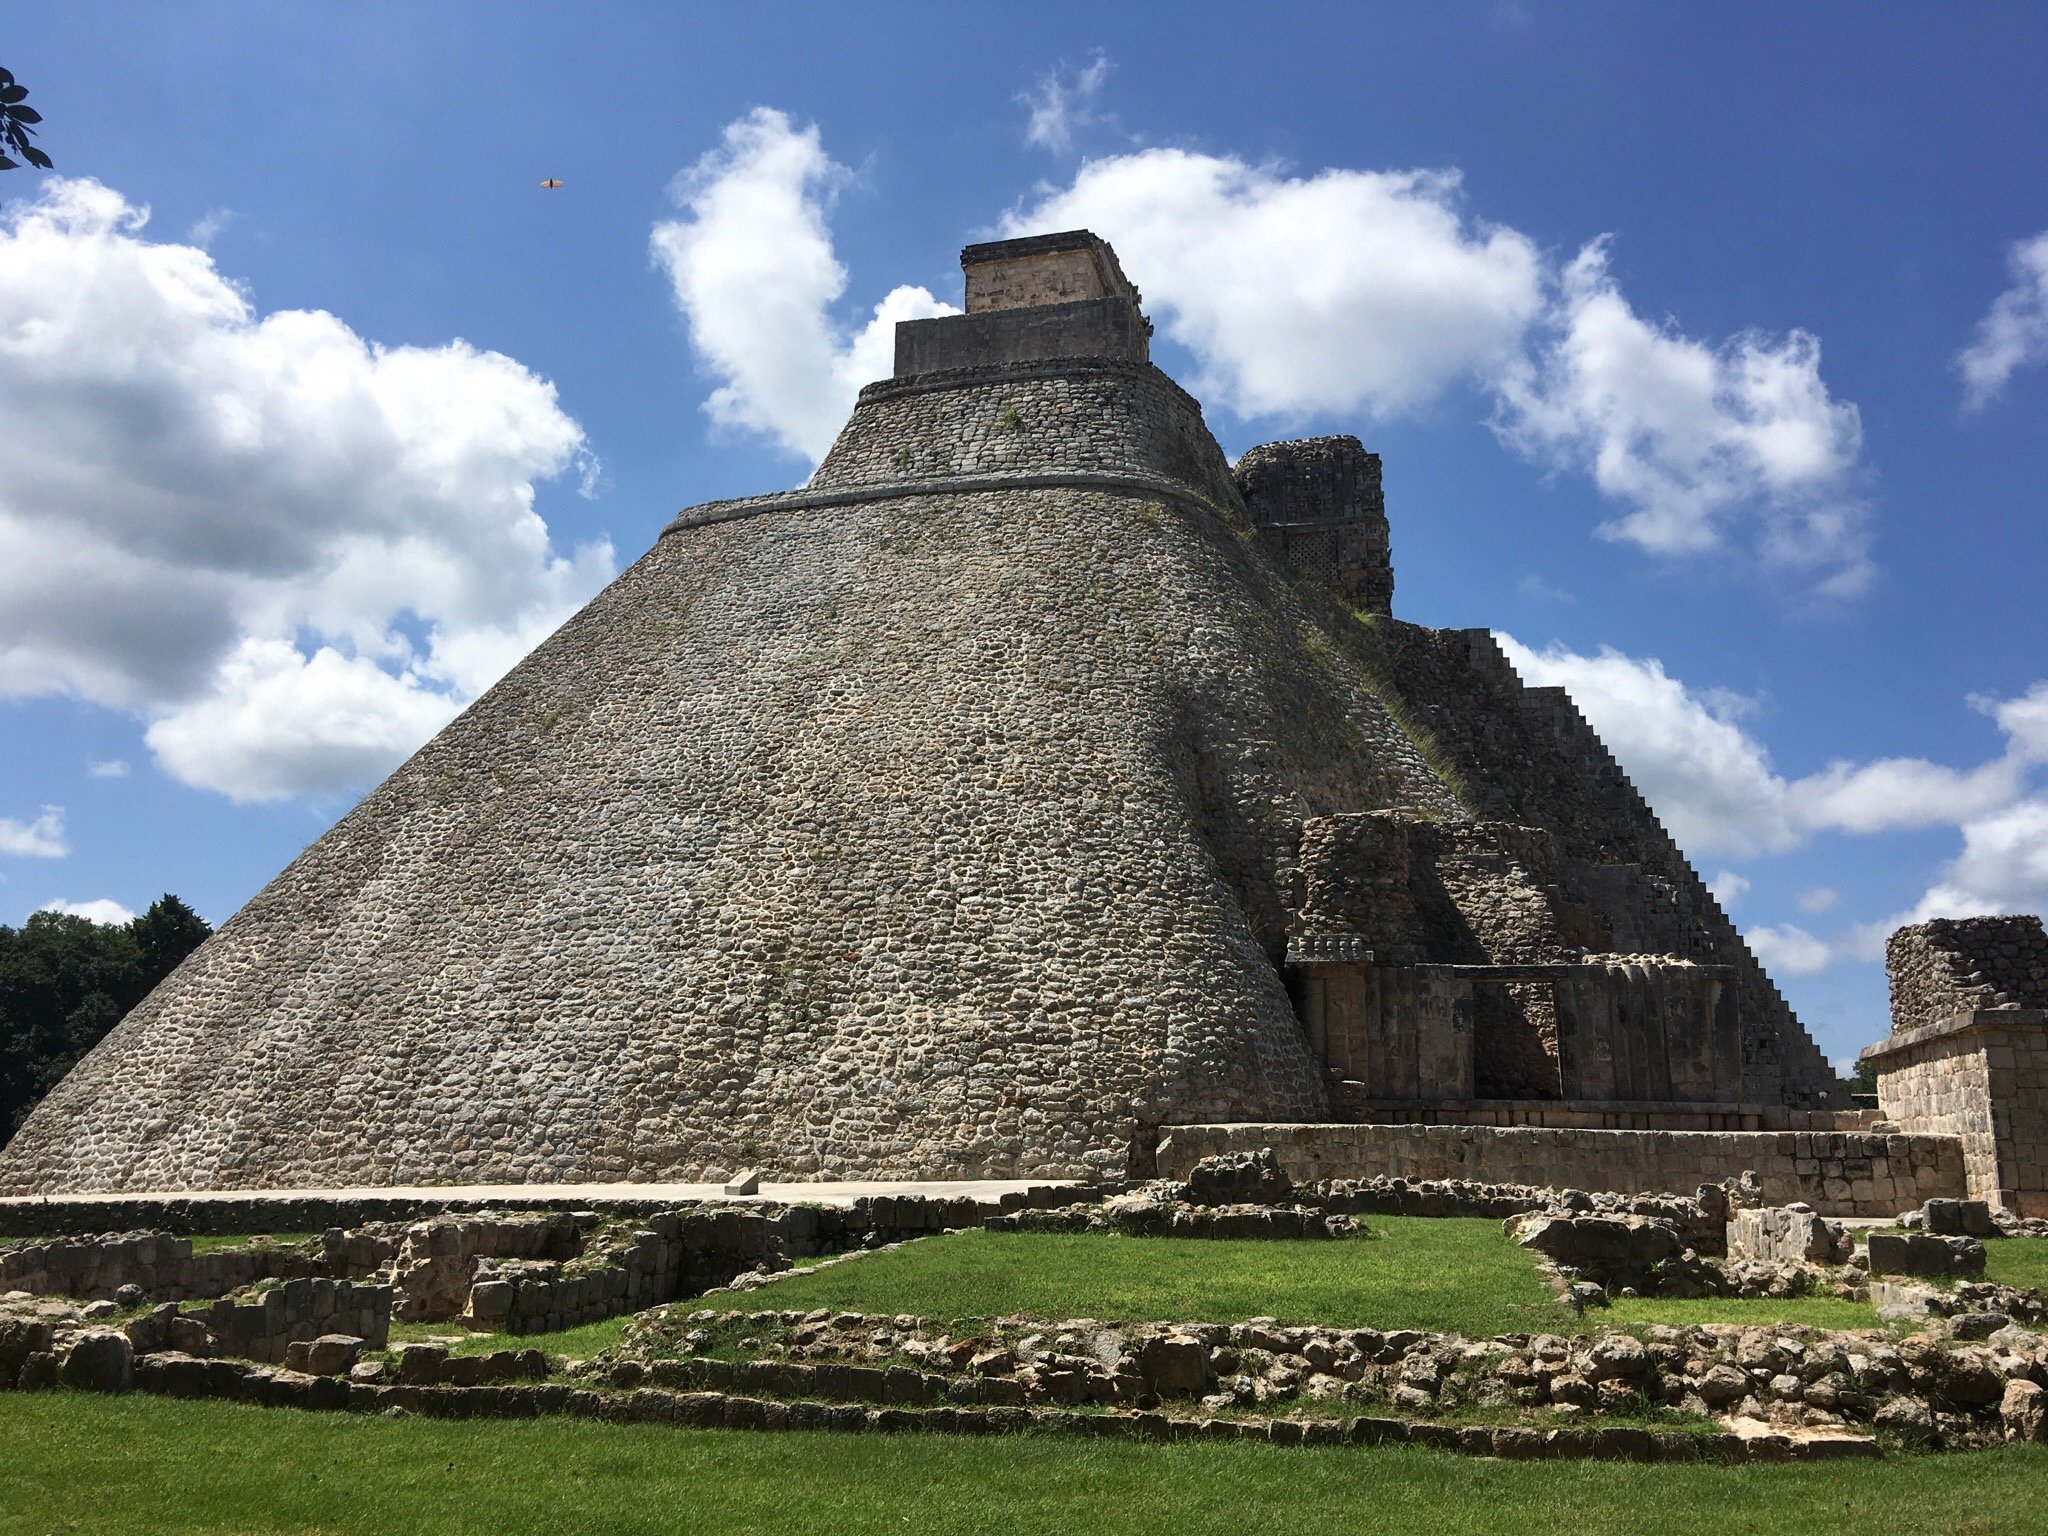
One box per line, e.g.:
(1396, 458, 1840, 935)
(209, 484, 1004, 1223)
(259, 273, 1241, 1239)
(0, 232, 1839, 1195)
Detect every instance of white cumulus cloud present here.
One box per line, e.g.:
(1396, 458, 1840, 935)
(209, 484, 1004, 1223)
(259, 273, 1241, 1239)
(1958, 230, 2048, 411)
(0, 805, 67, 858)
(1747, 922, 1834, 977)
(1002, 150, 1544, 419)
(660, 111, 1870, 592)
(0, 177, 613, 802)
(650, 108, 957, 464)
(1501, 633, 2048, 977)
(1907, 799, 2048, 921)
(1707, 870, 1750, 907)
(1499, 636, 2046, 860)
(39, 897, 135, 926)
(1496, 241, 1869, 594)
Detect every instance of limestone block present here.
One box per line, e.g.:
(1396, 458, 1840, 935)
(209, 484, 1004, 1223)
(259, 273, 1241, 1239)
(1137, 1333, 1211, 1395)
(1865, 1232, 1986, 1278)
(2002, 1380, 2048, 1443)
(58, 1330, 133, 1393)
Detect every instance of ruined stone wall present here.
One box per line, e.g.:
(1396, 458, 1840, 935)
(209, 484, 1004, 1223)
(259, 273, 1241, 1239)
(1294, 811, 1577, 968)
(185, 1278, 392, 1363)
(0, 1232, 319, 1303)
(1234, 437, 1393, 617)
(1368, 626, 1841, 1106)
(1157, 1122, 1964, 1217)
(1870, 1010, 2048, 1214)
(1886, 916, 2048, 1035)
(1875, 1034, 2002, 1203)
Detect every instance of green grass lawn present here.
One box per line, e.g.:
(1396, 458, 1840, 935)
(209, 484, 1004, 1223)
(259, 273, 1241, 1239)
(3, 1393, 2045, 1536)
(1983, 1236, 2048, 1294)
(385, 1315, 631, 1359)
(188, 1231, 317, 1255)
(741, 1222, 1574, 1335)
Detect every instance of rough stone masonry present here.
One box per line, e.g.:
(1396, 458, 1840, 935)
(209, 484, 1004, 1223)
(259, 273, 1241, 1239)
(0, 231, 1842, 1196)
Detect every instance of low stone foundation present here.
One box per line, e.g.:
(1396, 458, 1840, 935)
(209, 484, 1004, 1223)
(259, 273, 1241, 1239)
(1336, 1100, 1888, 1134)
(124, 1278, 394, 1364)
(1157, 1124, 1965, 1217)
(0, 1231, 321, 1302)
(0, 1183, 1088, 1241)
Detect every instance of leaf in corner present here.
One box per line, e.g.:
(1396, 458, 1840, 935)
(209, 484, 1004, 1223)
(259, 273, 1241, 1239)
(8, 106, 40, 124)
(24, 146, 51, 169)
(0, 155, 17, 171)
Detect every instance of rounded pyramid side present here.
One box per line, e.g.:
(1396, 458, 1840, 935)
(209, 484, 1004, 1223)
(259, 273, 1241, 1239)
(0, 461, 1460, 1193)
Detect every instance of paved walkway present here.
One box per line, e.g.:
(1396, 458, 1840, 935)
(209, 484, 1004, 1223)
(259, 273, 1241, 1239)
(0, 1178, 1078, 1213)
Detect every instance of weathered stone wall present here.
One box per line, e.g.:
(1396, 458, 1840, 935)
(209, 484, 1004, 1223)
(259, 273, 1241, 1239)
(1868, 1009, 2048, 1214)
(0, 1231, 319, 1302)
(1368, 626, 1842, 1106)
(1725, 1206, 1848, 1265)
(0, 1184, 1088, 1241)
(1294, 811, 1576, 968)
(1885, 916, 2048, 1035)
(1329, 1099, 1885, 1133)
(1234, 436, 1393, 617)
(1156, 1123, 1963, 1216)
(812, 359, 1238, 507)
(183, 1278, 391, 1363)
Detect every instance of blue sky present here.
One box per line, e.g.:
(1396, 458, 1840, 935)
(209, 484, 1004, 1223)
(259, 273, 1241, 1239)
(3, 3, 2045, 1071)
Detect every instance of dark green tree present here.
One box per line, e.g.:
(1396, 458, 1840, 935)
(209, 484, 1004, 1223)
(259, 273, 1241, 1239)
(132, 893, 212, 989)
(0, 68, 52, 171)
(0, 896, 211, 1142)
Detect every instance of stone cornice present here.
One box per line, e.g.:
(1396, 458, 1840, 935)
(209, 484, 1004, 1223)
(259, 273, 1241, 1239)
(660, 469, 1235, 539)
(1860, 1007, 2048, 1064)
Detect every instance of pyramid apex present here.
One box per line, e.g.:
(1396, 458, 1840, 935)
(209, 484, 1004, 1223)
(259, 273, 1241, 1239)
(958, 230, 1142, 315)
(894, 229, 1150, 377)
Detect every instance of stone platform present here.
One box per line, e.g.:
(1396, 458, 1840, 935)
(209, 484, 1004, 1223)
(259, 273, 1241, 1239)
(0, 1179, 1084, 1239)
(1158, 1122, 1963, 1217)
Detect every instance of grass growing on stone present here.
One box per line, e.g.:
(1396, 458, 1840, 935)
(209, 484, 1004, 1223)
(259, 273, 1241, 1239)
(1602, 1295, 1877, 1330)
(738, 1221, 1573, 1335)
(187, 1232, 317, 1255)
(385, 1315, 631, 1359)
(1983, 1236, 2048, 1295)
(5, 1393, 2048, 1536)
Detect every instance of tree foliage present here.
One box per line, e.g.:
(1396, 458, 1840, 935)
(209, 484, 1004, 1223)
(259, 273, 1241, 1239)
(0, 896, 211, 1142)
(0, 68, 53, 172)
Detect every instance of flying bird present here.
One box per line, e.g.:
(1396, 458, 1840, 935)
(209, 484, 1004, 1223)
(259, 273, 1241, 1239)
(540, 178, 562, 189)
